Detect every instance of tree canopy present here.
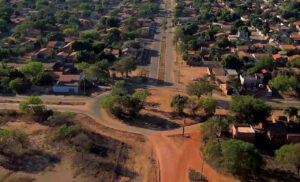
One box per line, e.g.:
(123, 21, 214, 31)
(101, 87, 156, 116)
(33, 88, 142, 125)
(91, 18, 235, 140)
(230, 95, 271, 125)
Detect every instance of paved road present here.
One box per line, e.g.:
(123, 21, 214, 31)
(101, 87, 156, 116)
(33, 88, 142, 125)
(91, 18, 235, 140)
(164, 0, 175, 84)
(148, 5, 164, 82)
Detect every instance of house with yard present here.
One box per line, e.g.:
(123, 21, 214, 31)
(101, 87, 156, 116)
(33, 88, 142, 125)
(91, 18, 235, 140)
(232, 124, 256, 143)
(53, 74, 82, 94)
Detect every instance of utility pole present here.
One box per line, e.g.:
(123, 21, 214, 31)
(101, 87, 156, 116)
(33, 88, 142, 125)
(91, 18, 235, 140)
(182, 118, 186, 137)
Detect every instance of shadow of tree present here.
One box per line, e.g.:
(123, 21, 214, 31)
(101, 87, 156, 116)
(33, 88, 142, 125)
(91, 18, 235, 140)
(0, 151, 60, 173)
(124, 114, 180, 130)
(254, 168, 300, 182)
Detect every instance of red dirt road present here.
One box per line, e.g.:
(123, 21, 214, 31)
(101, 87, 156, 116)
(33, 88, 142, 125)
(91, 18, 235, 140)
(148, 129, 238, 182)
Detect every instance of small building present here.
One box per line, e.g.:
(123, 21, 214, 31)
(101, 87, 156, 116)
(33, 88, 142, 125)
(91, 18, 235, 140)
(232, 124, 256, 143)
(287, 133, 300, 143)
(240, 74, 263, 88)
(266, 123, 287, 145)
(53, 74, 82, 94)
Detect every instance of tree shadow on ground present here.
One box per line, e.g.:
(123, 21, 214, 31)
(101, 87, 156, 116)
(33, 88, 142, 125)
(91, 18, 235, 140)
(0, 151, 60, 173)
(124, 114, 180, 130)
(254, 168, 300, 182)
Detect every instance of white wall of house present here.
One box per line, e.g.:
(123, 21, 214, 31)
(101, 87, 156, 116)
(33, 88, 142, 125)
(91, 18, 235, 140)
(53, 86, 79, 93)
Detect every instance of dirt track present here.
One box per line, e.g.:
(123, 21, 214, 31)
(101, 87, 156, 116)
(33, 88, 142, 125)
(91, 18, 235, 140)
(149, 129, 238, 182)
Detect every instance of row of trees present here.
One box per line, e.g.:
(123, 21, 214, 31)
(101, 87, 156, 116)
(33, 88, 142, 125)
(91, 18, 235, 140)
(0, 62, 54, 94)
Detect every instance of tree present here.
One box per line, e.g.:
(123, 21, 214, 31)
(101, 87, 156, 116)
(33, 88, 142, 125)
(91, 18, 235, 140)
(275, 144, 300, 174)
(47, 32, 65, 41)
(255, 56, 275, 71)
(230, 95, 272, 125)
(220, 139, 262, 179)
(113, 56, 137, 77)
(170, 95, 188, 114)
(186, 78, 213, 99)
(198, 97, 217, 116)
(161, 18, 168, 31)
(33, 72, 53, 86)
(221, 55, 243, 70)
(201, 116, 230, 140)
(216, 37, 231, 49)
(284, 107, 298, 121)
(269, 75, 299, 94)
(9, 78, 30, 94)
(19, 96, 47, 116)
(186, 97, 199, 116)
(111, 80, 127, 96)
(86, 60, 110, 85)
(132, 89, 150, 103)
(21, 62, 43, 79)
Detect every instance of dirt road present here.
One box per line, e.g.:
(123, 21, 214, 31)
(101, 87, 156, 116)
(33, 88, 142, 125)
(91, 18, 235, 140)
(149, 129, 238, 182)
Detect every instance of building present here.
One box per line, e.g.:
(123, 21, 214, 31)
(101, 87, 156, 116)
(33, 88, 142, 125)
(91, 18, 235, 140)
(266, 123, 287, 145)
(232, 124, 256, 143)
(53, 74, 82, 94)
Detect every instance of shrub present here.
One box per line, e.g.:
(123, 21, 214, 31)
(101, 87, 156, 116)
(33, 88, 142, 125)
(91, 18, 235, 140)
(57, 124, 81, 139)
(48, 111, 75, 126)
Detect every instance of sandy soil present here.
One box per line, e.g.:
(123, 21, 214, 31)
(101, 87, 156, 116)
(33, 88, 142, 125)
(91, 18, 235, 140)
(0, 112, 157, 182)
(148, 129, 238, 182)
(179, 66, 209, 85)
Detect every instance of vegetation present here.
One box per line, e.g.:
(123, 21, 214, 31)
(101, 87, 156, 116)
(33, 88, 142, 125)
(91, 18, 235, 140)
(100, 81, 146, 118)
(230, 96, 272, 125)
(186, 78, 213, 99)
(203, 139, 262, 180)
(275, 144, 300, 174)
(170, 95, 188, 114)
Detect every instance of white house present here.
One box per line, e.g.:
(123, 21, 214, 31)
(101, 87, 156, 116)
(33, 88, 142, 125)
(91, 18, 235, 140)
(53, 74, 82, 94)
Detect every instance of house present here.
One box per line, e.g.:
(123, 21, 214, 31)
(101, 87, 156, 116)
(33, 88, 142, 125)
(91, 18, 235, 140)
(266, 123, 287, 145)
(207, 67, 225, 76)
(53, 74, 82, 94)
(224, 69, 238, 76)
(232, 124, 256, 143)
(215, 76, 229, 95)
(112, 49, 120, 58)
(240, 74, 263, 88)
(287, 133, 300, 143)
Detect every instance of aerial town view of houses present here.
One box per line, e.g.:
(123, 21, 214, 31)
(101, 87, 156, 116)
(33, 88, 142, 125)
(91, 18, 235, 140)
(0, 0, 300, 181)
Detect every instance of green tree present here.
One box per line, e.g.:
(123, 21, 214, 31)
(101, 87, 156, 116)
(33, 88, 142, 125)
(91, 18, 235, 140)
(221, 55, 243, 70)
(19, 96, 46, 116)
(132, 89, 150, 103)
(21, 62, 43, 79)
(275, 144, 300, 174)
(201, 116, 230, 140)
(186, 78, 213, 99)
(33, 72, 53, 86)
(186, 97, 199, 116)
(86, 60, 110, 85)
(230, 95, 271, 125)
(170, 94, 188, 114)
(284, 107, 299, 121)
(9, 78, 30, 94)
(220, 139, 262, 179)
(113, 56, 137, 77)
(269, 75, 299, 94)
(198, 97, 217, 116)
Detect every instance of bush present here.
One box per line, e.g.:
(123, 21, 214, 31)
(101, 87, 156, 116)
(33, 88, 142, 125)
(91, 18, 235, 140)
(48, 111, 75, 126)
(0, 128, 30, 157)
(33, 72, 53, 86)
(57, 124, 81, 139)
(9, 78, 30, 94)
